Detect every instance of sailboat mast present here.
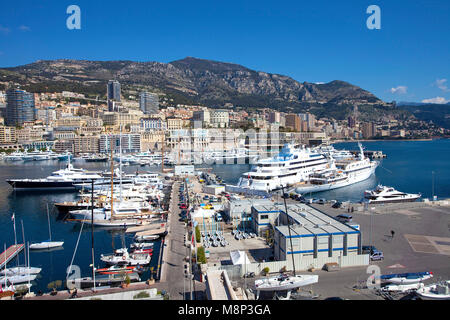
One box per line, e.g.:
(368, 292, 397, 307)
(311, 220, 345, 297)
(110, 135, 114, 220)
(119, 125, 123, 202)
(12, 213, 18, 267)
(47, 204, 52, 242)
(91, 179, 96, 291)
(281, 186, 296, 277)
(27, 242, 30, 294)
(4, 244, 7, 288)
(21, 220, 26, 268)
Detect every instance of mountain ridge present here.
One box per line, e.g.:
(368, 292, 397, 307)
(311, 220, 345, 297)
(0, 57, 399, 120)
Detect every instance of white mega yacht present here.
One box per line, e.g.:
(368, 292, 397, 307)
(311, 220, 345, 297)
(294, 143, 378, 194)
(6, 158, 103, 190)
(237, 144, 330, 192)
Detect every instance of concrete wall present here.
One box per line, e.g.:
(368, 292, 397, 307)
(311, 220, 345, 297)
(208, 254, 369, 278)
(74, 288, 163, 300)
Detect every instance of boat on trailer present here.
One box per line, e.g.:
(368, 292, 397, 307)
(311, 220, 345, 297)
(255, 274, 319, 291)
(416, 281, 450, 300)
(381, 271, 433, 284)
(381, 283, 422, 293)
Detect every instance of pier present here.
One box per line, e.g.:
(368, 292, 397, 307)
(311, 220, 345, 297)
(0, 244, 24, 269)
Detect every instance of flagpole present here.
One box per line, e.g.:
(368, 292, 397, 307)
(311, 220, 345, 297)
(12, 213, 18, 267)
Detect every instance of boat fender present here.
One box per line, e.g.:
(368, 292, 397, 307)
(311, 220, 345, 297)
(122, 256, 127, 261)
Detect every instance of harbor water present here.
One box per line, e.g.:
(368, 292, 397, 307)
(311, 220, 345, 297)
(0, 139, 449, 293)
(0, 161, 162, 294)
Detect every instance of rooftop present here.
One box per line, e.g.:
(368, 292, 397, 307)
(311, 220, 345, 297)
(266, 203, 358, 237)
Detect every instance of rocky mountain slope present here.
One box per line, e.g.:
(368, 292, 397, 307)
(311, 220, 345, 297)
(1, 57, 394, 120)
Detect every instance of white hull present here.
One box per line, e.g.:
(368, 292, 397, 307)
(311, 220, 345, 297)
(368, 195, 421, 204)
(29, 242, 64, 250)
(1, 267, 42, 276)
(382, 283, 422, 292)
(295, 165, 376, 194)
(0, 274, 37, 284)
(83, 219, 142, 228)
(387, 274, 433, 285)
(365, 185, 422, 204)
(416, 281, 450, 300)
(255, 275, 318, 291)
(135, 235, 160, 241)
(100, 255, 151, 266)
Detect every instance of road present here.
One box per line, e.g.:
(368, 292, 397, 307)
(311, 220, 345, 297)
(159, 180, 192, 300)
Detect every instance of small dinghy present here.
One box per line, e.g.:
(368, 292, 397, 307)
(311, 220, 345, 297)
(255, 274, 319, 291)
(381, 271, 433, 284)
(416, 281, 450, 300)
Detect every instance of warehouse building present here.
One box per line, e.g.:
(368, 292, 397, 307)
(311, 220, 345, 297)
(272, 203, 361, 261)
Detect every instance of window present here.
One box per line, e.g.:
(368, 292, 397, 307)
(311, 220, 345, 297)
(260, 215, 269, 220)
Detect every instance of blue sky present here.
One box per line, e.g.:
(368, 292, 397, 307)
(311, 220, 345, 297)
(0, 0, 449, 103)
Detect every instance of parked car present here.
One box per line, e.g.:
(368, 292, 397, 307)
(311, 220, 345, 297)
(317, 199, 326, 205)
(370, 251, 384, 261)
(180, 204, 187, 209)
(336, 214, 353, 223)
(362, 246, 379, 255)
(332, 201, 342, 209)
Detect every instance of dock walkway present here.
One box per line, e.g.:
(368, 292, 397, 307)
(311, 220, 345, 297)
(0, 244, 24, 269)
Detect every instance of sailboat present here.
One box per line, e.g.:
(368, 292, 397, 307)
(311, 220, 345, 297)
(0, 267, 41, 277)
(30, 204, 64, 250)
(255, 186, 319, 294)
(1, 243, 33, 294)
(76, 129, 147, 228)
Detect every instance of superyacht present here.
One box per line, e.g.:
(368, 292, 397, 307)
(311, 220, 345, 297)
(237, 144, 329, 192)
(6, 159, 103, 190)
(294, 143, 378, 194)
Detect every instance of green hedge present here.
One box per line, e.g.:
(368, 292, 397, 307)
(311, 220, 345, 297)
(197, 247, 207, 265)
(195, 226, 201, 243)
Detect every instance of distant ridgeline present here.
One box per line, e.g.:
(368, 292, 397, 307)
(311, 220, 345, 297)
(397, 104, 450, 130)
(0, 57, 418, 121)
